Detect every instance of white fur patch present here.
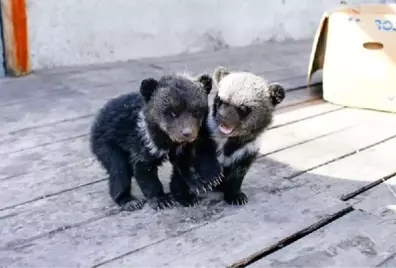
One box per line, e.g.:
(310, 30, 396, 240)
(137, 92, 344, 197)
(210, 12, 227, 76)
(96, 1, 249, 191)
(222, 139, 259, 167)
(217, 72, 270, 107)
(137, 111, 167, 158)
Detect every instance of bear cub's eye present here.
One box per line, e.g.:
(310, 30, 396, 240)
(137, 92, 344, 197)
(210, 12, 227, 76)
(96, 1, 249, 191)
(165, 108, 178, 118)
(237, 105, 251, 118)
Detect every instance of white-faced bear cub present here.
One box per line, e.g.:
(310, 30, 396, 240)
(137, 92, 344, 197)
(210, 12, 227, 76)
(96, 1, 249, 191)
(90, 73, 220, 211)
(194, 66, 286, 205)
(209, 67, 286, 205)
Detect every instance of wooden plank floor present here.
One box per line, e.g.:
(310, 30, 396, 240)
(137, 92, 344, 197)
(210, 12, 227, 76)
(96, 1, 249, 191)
(1, 39, 396, 268)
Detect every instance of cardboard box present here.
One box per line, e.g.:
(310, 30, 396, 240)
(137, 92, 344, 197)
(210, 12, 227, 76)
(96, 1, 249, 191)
(307, 4, 396, 113)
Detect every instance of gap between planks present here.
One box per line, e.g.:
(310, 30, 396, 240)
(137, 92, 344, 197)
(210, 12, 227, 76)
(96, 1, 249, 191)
(348, 176, 396, 222)
(340, 172, 396, 201)
(228, 206, 355, 268)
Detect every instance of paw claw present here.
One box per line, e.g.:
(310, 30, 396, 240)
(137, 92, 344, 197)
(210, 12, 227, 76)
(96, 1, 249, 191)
(225, 192, 248, 206)
(121, 198, 146, 211)
(173, 193, 200, 207)
(148, 195, 175, 210)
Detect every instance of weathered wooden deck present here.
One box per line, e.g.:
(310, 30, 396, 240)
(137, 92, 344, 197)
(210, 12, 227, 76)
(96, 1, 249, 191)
(1, 39, 396, 268)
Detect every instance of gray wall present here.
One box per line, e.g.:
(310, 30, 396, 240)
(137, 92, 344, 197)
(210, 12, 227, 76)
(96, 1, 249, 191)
(25, 0, 391, 71)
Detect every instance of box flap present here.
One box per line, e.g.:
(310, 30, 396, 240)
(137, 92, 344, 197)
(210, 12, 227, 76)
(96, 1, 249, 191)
(307, 4, 354, 85)
(307, 12, 329, 86)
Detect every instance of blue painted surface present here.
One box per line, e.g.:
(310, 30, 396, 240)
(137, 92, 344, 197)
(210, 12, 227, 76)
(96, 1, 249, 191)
(0, 5, 5, 77)
(375, 18, 396, 31)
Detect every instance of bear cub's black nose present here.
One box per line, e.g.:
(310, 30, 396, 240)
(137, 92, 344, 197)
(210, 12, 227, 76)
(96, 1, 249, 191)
(181, 128, 192, 137)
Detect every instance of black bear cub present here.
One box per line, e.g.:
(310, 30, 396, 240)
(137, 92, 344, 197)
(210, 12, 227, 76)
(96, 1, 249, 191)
(90, 73, 220, 211)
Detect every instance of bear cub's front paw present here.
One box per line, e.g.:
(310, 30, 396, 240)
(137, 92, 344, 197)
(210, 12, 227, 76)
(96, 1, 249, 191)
(196, 161, 223, 190)
(185, 167, 222, 195)
(147, 193, 175, 210)
(224, 192, 248, 206)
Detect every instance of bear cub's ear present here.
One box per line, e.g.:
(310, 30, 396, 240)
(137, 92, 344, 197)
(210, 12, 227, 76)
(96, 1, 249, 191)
(196, 74, 213, 95)
(269, 83, 286, 106)
(140, 78, 159, 102)
(213, 66, 230, 84)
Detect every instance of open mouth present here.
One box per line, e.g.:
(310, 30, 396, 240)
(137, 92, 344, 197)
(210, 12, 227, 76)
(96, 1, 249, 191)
(219, 124, 235, 135)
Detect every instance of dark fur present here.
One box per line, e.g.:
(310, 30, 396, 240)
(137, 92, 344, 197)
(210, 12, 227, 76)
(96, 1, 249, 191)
(90, 74, 213, 211)
(218, 139, 257, 205)
(168, 115, 223, 207)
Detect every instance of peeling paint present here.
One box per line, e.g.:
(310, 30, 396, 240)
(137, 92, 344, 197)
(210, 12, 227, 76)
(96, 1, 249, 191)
(0, 6, 5, 77)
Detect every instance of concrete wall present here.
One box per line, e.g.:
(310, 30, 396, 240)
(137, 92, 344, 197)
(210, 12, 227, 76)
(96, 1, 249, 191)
(26, 0, 390, 70)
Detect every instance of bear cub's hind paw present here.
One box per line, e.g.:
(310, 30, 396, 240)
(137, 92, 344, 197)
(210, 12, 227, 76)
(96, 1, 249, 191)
(173, 193, 201, 207)
(148, 193, 175, 210)
(121, 198, 146, 211)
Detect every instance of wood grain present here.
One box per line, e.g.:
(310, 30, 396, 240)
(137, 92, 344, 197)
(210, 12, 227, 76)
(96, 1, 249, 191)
(249, 210, 396, 268)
